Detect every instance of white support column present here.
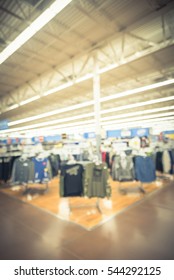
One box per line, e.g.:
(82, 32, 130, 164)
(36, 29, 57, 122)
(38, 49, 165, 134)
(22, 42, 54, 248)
(93, 52, 101, 160)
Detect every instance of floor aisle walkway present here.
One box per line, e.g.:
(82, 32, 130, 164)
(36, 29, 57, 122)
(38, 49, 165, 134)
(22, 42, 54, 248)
(0, 178, 160, 230)
(0, 182, 174, 260)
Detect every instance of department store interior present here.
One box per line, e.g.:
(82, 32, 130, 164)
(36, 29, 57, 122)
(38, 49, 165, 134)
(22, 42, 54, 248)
(0, 0, 174, 260)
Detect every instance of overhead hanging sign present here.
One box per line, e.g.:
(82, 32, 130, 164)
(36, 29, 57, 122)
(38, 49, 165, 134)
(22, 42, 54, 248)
(0, 119, 8, 130)
(121, 129, 131, 137)
(131, 128, 149, 137)
(83, 132, 95, 139)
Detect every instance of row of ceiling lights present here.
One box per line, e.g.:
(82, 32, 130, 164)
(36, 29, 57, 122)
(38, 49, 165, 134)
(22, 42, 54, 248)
(5, 76, 174, 114)
(0, 0, 72, 64)
(0, 0, 173, 138)
(7, 78, 174, 127)
(1, 104, 174, 137)
(3, 117, 174, 139)
(5, 104, 174, 132)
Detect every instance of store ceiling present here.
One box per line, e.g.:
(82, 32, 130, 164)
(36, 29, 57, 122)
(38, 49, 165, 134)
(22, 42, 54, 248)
(0, 0, 174, 137)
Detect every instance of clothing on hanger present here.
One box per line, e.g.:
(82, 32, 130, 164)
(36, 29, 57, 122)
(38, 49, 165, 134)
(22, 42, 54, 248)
(32, 157, 52, 183)
(60, 163, 84, 197)
(134, 156, 156, 183)
(112, 154, 135, 182)
(11, 157, 34, 185)
(59, 161, 111, 198)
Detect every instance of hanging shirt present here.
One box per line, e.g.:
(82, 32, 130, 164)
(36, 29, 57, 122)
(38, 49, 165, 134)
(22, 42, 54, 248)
(112, 155, 135, 182)
(60, 163, 84, 197)
(84, 162, 111, 198)
(169, 150, 174, 174)
(134, 156, 156, 183)
(48, 154, 59, 177)
(0, 157, 12, 182)
(162, 150, 171, 174)
(11, 157, 34, 185)
(102, 152, 106, 162)
(32, 157, 51, 183)
(156, 151, 163, 172)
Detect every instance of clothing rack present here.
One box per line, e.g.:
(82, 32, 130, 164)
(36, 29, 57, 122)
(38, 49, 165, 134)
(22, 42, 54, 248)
(22, 181, 49, 197)
(119, 181, 146, 195)
(10, 154, 52, 198)
(156, 173, 173, 181)
(112, 152, 156, 195)
(59, 161, 111, 214)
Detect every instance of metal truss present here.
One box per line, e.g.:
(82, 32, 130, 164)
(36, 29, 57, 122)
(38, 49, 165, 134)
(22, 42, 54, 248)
(0, 0, 54, 50)
(0, 0, 174, 114)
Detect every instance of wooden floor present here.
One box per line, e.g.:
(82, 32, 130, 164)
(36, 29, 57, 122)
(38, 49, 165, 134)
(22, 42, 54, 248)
(0, 179, 174, 260)
(0, 176, 165, 230)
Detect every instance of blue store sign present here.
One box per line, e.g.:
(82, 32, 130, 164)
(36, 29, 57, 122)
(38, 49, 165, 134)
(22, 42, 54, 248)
(132, 128, 149, 137)
(0, 120, 8, 130)
(83, 132, 96, 139)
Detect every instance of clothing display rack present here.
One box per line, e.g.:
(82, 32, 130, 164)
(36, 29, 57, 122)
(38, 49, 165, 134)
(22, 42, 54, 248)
(154, 147, 174, 181)
(0, 138, 173, 205)
(10, 150, 53, 197)
(59, 160, 111, 214)
(22, 181, 49, 196)
(68, 197, 102, 214)
(119, 181, 146, 195)
(112, 150, 156, 195)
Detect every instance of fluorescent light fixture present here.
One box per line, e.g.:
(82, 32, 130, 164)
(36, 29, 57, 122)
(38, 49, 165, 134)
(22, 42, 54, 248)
(8, 95, 174, 128)
(29, 76, 174, 102)
(5, 104, 19, 111)
(3, 115, 174, 137)
(2, 119, 94, 134)
(22, 123, 96, 137)
(37, 118, 93, 130)
(30, 77, 174, 106)
(102, 105, 174, 121)
(4, 117, 174, 138)
(19, 95, 40, 106)
(8, 105, 172, 130)
(9, 112, 94, 130)
(0, 0, 72, 64)
(5, 109, 174, 135)
(5, 77, 174, 123)
(101, 95, 174, 114)
(37, 123, 95, 134)
(9, 82, 174, 126)
(102, 116, 174, 130)
(36, 124, 95, 136)
(5, 115, 174, 138)
(101, 112, 174, 126)
(10, 105, 173, 131)
(9, 100, 94, 126)
(43, 81, 74, 96)
(100, 79, 174, 102)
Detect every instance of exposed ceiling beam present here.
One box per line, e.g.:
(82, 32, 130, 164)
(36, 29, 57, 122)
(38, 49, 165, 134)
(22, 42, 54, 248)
(0, 6, 24, 21)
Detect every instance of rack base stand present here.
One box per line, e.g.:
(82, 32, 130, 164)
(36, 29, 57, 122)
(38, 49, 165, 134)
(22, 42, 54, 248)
(69, 198, 102, 214)
(22, 182, 49, 196)
(119, 181, 146, 195)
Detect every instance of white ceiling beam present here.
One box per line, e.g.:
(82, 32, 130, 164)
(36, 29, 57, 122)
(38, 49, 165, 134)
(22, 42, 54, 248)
(0, 0, 73, 64)
(16, 0, 28, 21)
(126, 31, 157, 47)
(1, 1, 174, 114)
(1, 36, 174, 114)
(77, 54, 91, 77)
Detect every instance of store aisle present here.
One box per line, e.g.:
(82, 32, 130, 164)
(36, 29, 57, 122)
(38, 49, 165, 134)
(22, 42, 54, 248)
(0, 182, 174, 260)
